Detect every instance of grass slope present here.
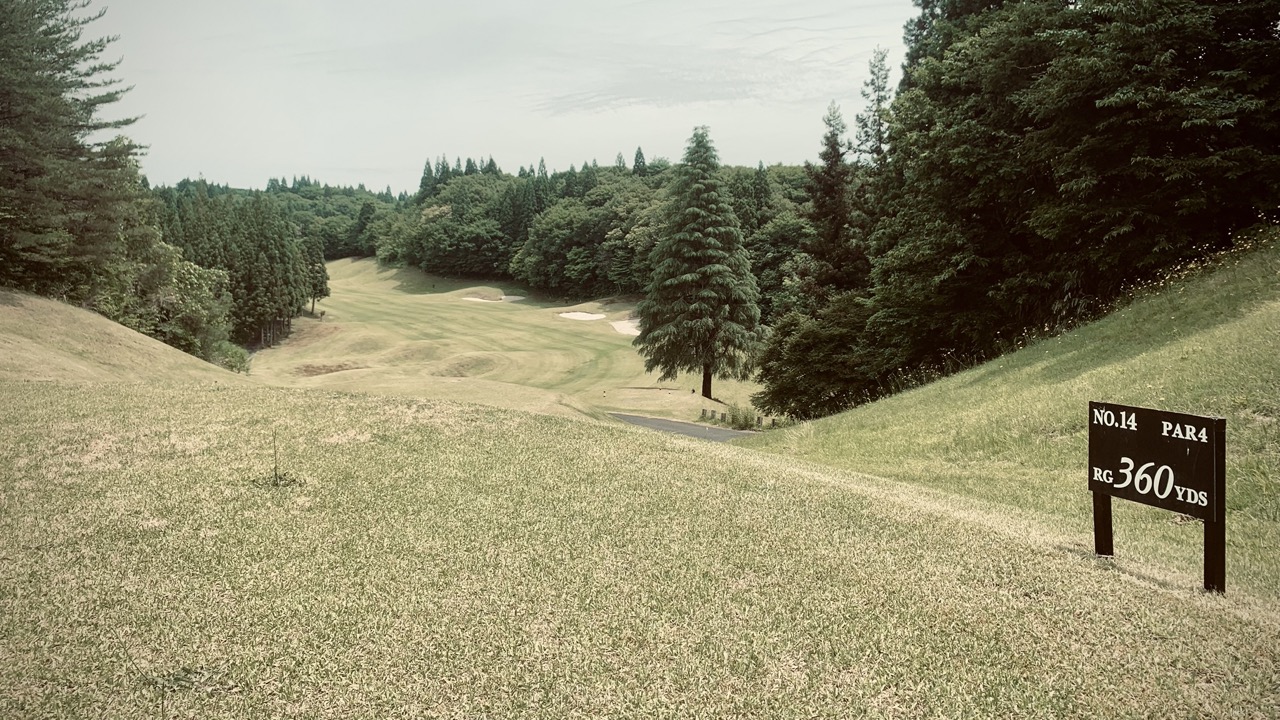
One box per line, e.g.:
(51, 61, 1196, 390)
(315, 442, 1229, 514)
(742, 233, 1280, 598)
(249, 259, 760, 421)
(3, 380, 1278, 718)
(0, 289, 249, 385)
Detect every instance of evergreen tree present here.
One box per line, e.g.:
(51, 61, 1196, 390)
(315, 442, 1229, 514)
(579, 161, 599, 195)
(533, 158, 551, 213)
(855, 47, 892, 168)
(302, 234, 329, 314)
(633, 147, 648, 177)
(435, 155, 454, 186)
(634, 127, 760, 399)
(0, 0, 144, 298)
(562, 164, 579, 198)
(802, 102, 869, 301)
(348, 200, 376, 256)
(416, 160, 436, 202)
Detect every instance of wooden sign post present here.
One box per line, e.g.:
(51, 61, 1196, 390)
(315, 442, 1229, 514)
(1087, 402, 1226, 593)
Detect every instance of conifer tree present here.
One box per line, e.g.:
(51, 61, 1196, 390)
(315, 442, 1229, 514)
(533, 158, 551, 213)
(0, 0, 145, 298)
(634, 127, 760, 399)
(633, 147, 648, 177)
(802, 102, 869, 299)
(416, 160, 436, 202)
(855, 47, 891, 168)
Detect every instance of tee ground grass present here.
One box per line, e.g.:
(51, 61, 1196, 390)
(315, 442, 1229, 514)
(3, 379, 1279, 718)
(742, 232, 1280, 599)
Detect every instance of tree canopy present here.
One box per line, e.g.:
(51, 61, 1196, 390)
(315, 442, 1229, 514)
(633, 127, 761, 399)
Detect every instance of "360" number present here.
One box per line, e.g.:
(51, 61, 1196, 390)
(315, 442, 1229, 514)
(1112, 457, 1207, 506)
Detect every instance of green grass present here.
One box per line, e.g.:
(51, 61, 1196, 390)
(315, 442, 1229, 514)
(741, 231, 1280, 599)
(3, 243, 1279, 716)
(250, 258, 761, 421)
(3, 380, 1278, 718)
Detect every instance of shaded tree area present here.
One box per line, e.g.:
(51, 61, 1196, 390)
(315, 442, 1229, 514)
(153, 181, 314, 348)
(0, 0, 243, 369)
(756, 0, 1280, 418)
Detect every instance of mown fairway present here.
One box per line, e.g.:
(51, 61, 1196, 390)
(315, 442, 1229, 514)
(249, 259, 759, 421)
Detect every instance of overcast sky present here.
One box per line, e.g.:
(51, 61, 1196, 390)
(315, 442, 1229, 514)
(91, 0, 919, 193)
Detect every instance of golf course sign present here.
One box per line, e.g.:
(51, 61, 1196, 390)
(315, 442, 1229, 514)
(1087, 401, 1226, 593)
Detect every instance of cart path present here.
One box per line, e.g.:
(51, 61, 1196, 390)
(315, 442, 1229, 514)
(610, 413, 755, 442)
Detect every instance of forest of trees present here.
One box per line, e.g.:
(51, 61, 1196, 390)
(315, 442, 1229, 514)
(4, 0, 1277, 416)
(756, 0, 1280, 417)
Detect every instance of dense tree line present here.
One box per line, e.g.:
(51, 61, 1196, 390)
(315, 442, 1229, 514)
(0, 0, 248, 367)
(8, 0, 1275, 410)
(375, 150, 811, 313)
(152, 181, 331, 348)
(755, 0, 1280, 418)
(0, 0, 351, 368)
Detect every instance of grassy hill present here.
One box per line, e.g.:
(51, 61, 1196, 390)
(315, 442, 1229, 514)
(249, 259, 760, 421)
(0, 289, 251, 385)
(742, 230, 1280, 598)
(2, 243, 1278, 717)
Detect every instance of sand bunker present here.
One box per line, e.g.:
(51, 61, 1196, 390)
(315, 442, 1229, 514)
(462, 295, 526, 303)
(611, 319, 641, 336)
(559, 312, 606, 321)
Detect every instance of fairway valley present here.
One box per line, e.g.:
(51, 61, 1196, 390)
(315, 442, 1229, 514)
(6, 0, 1280, 714)
(4, 240, 1280, 718)
(249, 258, 761, 421)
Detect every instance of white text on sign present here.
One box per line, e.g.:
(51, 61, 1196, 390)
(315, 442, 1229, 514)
(1090, 457, 1208, 507)
(1092, 407, 1137, 431)
(1162, 421, 1209, 443)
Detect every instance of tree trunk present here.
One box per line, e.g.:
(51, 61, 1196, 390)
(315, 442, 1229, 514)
(310, 297, 315, 315)
(702, 364, 713, 399)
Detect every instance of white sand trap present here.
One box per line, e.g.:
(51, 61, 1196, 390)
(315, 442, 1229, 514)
(611, 319, 640, 336)
(462, 295, 526, 303)
(559, 312, 606, 321)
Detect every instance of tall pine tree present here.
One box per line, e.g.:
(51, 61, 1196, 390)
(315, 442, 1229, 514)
(633, 127, 760, 399)
(0, 0, 145, 298)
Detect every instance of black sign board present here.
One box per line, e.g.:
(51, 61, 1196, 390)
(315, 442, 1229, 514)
(1088, 402, 1224, 522)
(1087, 402, 1226, 593)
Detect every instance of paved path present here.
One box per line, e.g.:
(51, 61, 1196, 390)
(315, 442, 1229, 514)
(610, 413, 755, 443)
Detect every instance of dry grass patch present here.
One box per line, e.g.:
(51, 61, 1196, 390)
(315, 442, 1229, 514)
(2, 380, 1279, 718)
(292, 362, 367, 377)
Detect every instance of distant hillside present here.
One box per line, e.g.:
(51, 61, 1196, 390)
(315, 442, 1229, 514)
(0, 290, 251, 384)
(742, 229, 1280, 596)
